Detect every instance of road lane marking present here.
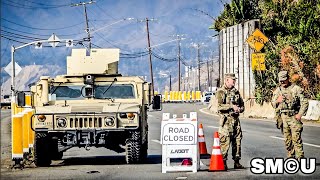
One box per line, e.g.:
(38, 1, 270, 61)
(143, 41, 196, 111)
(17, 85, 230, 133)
(269, 136, 320, 148)
(199, 108, 218, 117)
(208, 125, 219, 129)
(152, 139, 161, 144)
(176, 177, 187, 179)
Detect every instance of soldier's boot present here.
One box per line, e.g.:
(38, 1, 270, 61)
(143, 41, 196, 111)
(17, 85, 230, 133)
(234, 160, 245, 169)
(223, 160, 228, 170)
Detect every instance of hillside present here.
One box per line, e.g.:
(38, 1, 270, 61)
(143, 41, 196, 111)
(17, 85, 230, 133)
(1, 65, 64, 95)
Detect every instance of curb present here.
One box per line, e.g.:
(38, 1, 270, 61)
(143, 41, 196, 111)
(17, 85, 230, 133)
(199, 108, 320, 128)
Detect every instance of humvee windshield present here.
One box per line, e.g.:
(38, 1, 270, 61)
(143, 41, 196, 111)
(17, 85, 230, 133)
(49, 84, 135, 100)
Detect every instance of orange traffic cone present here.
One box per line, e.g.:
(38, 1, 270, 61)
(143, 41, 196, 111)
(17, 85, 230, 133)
(198, 123, 209, 158)
(209, 132, 225, 171)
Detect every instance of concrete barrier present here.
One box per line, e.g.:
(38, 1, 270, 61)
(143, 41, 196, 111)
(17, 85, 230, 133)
(12, 113, 24, 161)
(12, 106, 35, 165)
(303, 100, 320, 120)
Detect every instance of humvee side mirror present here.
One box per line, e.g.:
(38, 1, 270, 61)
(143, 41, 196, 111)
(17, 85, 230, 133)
(152, 94, 162, 110)
(17, 92, 26, 107)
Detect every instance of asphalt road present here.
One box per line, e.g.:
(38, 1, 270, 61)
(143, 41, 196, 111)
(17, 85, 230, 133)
(1, 104, 319, 179)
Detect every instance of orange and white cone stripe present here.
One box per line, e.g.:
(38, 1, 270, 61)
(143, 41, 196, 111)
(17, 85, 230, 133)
(198, 123, 208, 156)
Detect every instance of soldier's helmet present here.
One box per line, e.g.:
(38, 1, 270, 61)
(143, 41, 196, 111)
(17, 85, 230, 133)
(225, 73, 237, 80)
(278, 71, 288, 82)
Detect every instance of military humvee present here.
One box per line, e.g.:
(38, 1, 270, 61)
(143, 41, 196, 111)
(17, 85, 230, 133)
(17, 49, 161, 167)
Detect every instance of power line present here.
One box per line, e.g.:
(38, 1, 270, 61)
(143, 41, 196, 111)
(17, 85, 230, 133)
(150, 50, 177, 62)
(1, 25, 86, 37)
(94, 3, 116, 20)
(1, 30, 45, 40)
(20, 0, 70, 7)
(1, 18, 84, 30)
(1, 39, 10, 59)
(0, 33, 44, 41)
(1, 35, 31, 44)
(2, 0, 70, 9)
(188, 8, 215, 20)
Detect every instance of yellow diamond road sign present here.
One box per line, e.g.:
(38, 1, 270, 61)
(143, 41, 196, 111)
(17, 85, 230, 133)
(252, 53, 266, 71)
(246, 29, 269, 52)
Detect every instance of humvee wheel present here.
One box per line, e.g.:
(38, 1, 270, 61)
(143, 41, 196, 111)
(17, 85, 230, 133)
(34, 132, 51, 167)
(50, 139, 63, 160)
(125, 131, 142, 164)
(141, 140, 148, 162)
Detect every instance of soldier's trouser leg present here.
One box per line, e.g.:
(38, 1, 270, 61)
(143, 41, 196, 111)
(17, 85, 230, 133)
(282, 116, 295, 158)
(288, 116, 304, 159)
(219, 132, 230, 161)
(232, 120, 242, 160)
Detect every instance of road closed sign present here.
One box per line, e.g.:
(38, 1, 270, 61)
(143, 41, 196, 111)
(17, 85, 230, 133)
(161, 112, 199, 173)
(161, 123, 196, 144)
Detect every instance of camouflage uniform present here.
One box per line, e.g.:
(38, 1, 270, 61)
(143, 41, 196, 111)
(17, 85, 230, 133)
(271, 71, 308, 159)
(216, 75, 245, 163)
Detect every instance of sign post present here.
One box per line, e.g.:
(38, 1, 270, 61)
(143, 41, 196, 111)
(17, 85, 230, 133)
(161, 112, 198, 173)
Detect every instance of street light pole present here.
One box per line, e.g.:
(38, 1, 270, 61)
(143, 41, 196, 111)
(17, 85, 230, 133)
(11, 46, 15, 117)
(10, 38, 72, 115)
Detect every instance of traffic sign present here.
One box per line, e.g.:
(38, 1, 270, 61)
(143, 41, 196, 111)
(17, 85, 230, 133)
(246, 29, 269, 52)
(252, 53, 266, 71)
(4, 62, 22, 77)
(48, 34, 60, 47)
(161, 112, 199, 173)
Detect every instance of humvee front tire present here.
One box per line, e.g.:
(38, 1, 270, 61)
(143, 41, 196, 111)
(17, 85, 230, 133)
(125, 131, 142, 164)
(34, 132, 51, 167)
(49, 138, 63, 160)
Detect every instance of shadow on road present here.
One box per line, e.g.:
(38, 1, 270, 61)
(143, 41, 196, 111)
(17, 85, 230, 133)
(53, 155, 162, 166)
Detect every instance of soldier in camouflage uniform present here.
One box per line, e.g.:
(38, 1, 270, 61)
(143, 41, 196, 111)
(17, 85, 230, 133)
(271, 71, 308, 159)
(216, 73, 245, 170)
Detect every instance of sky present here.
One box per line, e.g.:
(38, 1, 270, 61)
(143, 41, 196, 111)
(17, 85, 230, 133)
(1, 0, 226, 88)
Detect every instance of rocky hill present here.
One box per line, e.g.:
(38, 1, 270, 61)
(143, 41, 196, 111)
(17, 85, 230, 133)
(1, 65, 65, 95)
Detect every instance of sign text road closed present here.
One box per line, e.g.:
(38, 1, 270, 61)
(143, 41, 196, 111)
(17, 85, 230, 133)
(161, 123, 196, 145)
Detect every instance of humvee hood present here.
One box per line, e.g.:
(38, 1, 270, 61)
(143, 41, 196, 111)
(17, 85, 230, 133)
(36, 103, 141, 114)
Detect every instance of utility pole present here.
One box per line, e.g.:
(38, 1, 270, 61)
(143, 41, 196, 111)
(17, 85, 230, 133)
(207, 58, 210, 91)
(211, 53, 214, 88)
(170, 34, 185, 91)
(138, 18, 156, 96)
(71, 1, 95, 51)
(197, 44, 201, 91)
(178, 38, 181, 91)
(169, 74, 172, 91)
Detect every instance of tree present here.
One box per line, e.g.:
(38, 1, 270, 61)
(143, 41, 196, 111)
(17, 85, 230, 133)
(212, 0, 320, 102)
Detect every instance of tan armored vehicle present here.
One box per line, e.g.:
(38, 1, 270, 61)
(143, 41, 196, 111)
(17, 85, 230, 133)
(17, 49, 161, 166)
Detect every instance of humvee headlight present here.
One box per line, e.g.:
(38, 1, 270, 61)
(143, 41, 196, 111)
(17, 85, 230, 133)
(127, 113, 135, 120)
(37, 115, 46, 122)
(105, 117, 115, 126)
(57, 117, 67, 128)
(118, 113, 136, 120)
